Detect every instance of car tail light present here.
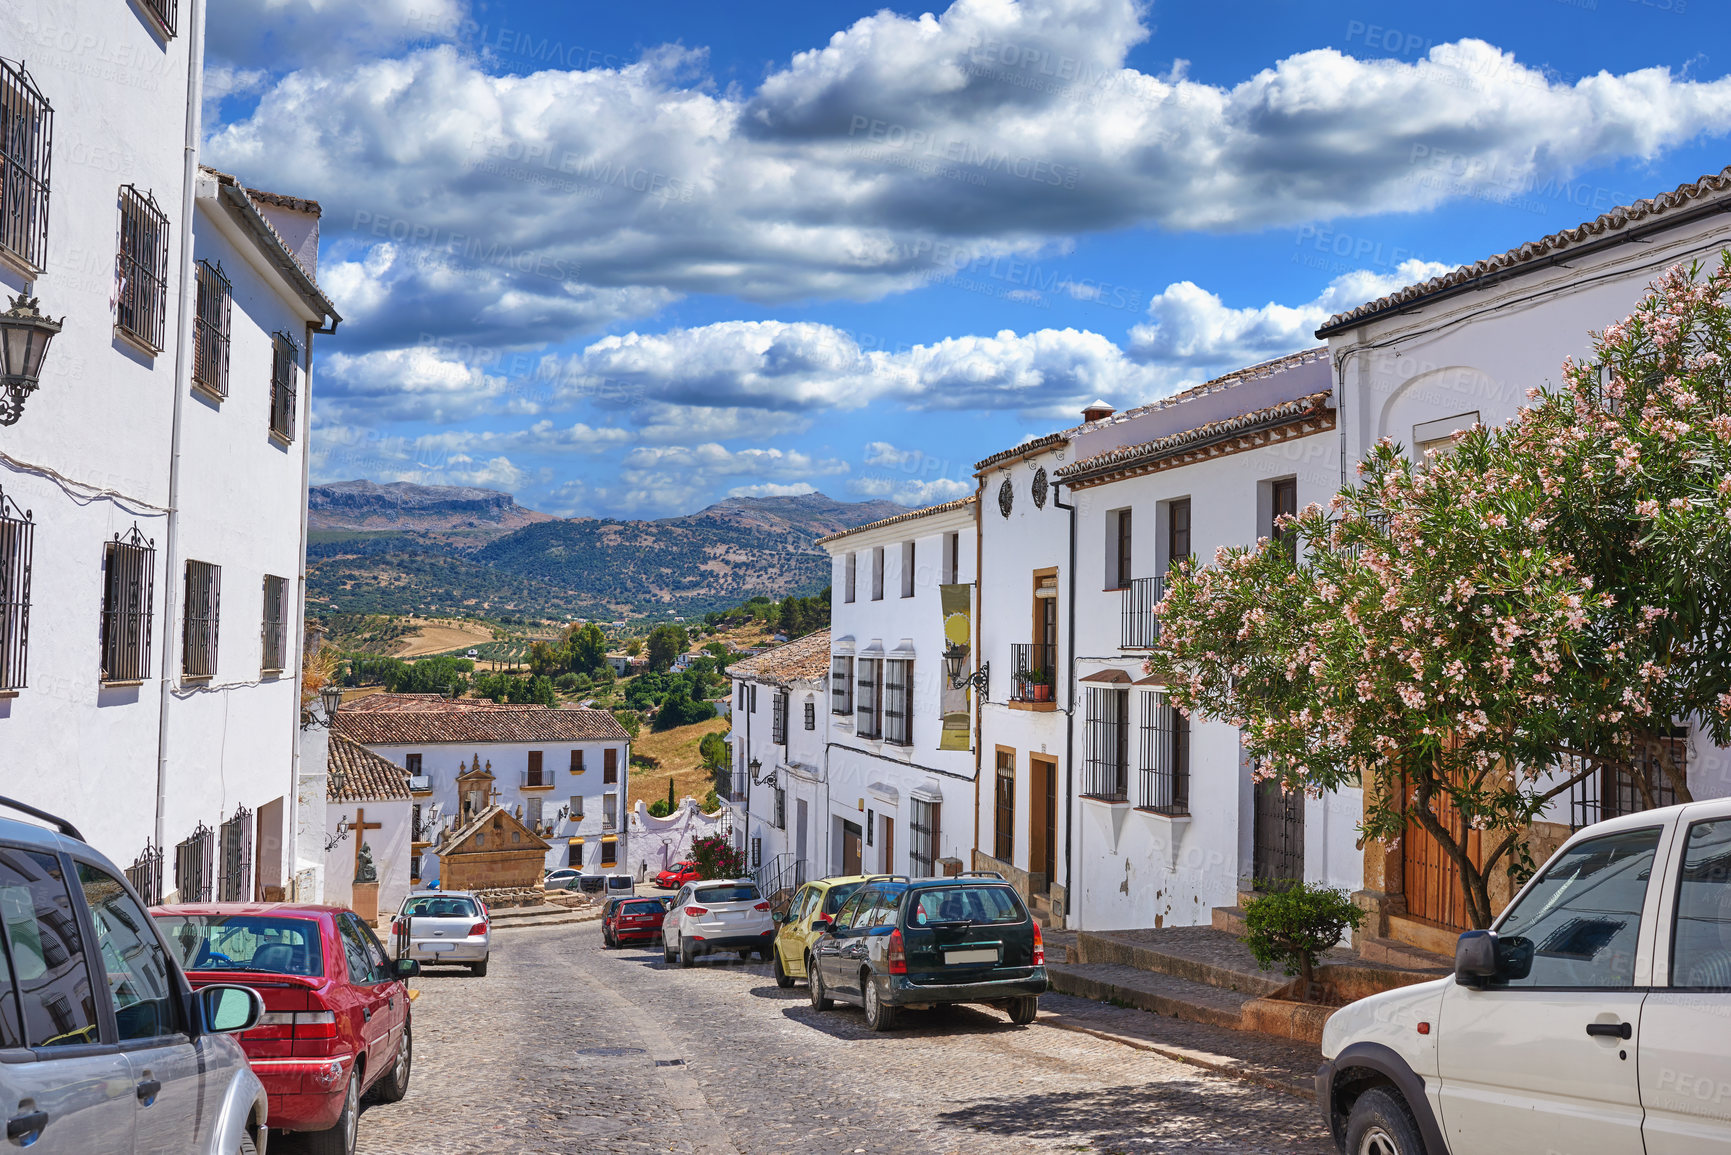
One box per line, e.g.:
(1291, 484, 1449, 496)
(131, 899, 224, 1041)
(293, 1010, 338, 1040)
(754, 902, 770, 912)
(467, 921, 487, 937)
(246, 1012, 295, 1042)
(1032, 923, 1044, 966)
(685, 906, 709, 917)
(389, 920, 401, 938)
(887, 928, 907, 975)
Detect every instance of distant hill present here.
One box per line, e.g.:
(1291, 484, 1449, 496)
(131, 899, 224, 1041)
(306, 483, 907, 621)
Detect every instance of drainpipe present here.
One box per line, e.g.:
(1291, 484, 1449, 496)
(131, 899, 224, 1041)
(154, 0, 207, 866)
(1052, 479, 1078, 930)
(972, 475, 985, 867)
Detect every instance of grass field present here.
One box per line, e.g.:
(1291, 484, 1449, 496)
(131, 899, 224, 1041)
(629, 716, 730, 810)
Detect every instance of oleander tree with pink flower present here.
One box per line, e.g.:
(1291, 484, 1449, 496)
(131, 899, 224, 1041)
(1147, 254, 1731, 929)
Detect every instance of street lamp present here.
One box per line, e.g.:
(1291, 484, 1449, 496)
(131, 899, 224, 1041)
(304, 684, 344, 729)
(943, 640, 989, 694)
(0, 294, 63, 426)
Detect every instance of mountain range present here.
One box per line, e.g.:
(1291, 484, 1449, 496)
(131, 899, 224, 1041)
(307, 483, 908, 620)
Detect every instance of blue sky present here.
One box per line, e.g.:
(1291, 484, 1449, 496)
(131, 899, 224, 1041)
(205, 0, 1731, 517)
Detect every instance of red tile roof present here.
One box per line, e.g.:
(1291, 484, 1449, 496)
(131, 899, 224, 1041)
(332, 695, 629, 745)
(1059, 391, 1335, 486)
(729, 629, 832, 686)
(327, 735, 412, 802)
(815, 496, 976, 546)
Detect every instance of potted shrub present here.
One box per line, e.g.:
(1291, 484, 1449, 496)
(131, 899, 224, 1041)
(1242, 882, 1365, 998)
(1031, 669, 1054, 701)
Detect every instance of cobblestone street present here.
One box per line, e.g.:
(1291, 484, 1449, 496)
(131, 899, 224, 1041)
(291, 920, 1336, 1155)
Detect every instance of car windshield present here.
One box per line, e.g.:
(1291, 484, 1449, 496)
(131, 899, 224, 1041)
(401, 896, 479, 920)
(909, 886, 1026, 926)
(823, 882, 863, 915)
(694, 884, 760, 904)
(623, 901, 661, 916)
(153, 915, 324, 976)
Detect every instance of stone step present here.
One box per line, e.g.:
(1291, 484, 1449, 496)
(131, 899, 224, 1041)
(1076, 927, 1292, 999)
(489, 904, 587, 923)
(1358, 934, 1454, 972)
(491, 914, 598, 930)
(1211, 906, 1248, 935)
(1046, 963, 1253, 1032)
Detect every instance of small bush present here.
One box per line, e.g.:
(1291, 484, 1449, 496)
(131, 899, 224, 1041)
(1242, 882, 1365, 992)
(647, 798, 672, 818)
(690, 833, 746, 879)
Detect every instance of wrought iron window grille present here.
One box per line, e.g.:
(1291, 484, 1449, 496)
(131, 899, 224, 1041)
(182, 559, 221, 679)
(1082, 687, 1129, 802)
(1009, 643, 1056, 704)
(0, 487, 32, 692)
(175, 823, 214, 903)
(218, 805, 252, 902)
(883, 659, 913, 746)
(1121, 574, 1164, 649)
(192, 259, 231, 398)
(140, 0, 179, 38)
(116, 185, 169, 353)
(0, 60, 52, 275)
(830, 655, 853, 714)
(261, 574, 287, 673)
(270, 331, 299, 440)
(125, 841, 165, 905)
(1137, 691, 1189, 816)
(100, 525, 155, 683)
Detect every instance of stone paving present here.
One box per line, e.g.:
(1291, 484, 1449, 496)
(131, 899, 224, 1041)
(279, 920, 1336, 1155)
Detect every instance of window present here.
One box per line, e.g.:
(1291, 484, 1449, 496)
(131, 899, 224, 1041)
(192, 259, 231, 398)
(140, 0, 180, 37)
(900, 541, 915, 598)
(883, 659, 913, 746)
(270, 332, 299, 441)
(1082, 688, 1129, 801)
(79, 863, 179, 1040)
(856, 657, 882, 739)
(1670, 820, 1731, 988)
(0, 61, 53, 274)
(844, 552, 856, 603)
(1138, 691, 1189, 815)
(804, 700, 816, 731)
(569, 795, 584, 820)
(101, 526, 156, 683)
(910, 799, 940, 877)
(994, 749, 1015, 862)
(336, 913, 383, 985)
(943, 532, 959, 585)
(0, 847, 99, 1048)
(1491, 826, 1662, 989)
(603, 747, 618, 784)
(1567, 731, 1686, 831)
(772, 690, 788, 746)
(1112, 508, 1133, 589)
(182, 560, 220, 679)
(774, 787, 786, 830)
(748, 684, 757, 712)
(527, 750, 546, 787)
(1413, 412, 1480, 460)
(603, 793, 617, 830)
(1269, 478, 1298, 552)
(405, 753, 422, 775)
(261, 574, 287, 673)
(1168, 498, 1191, 567)
(871, 546, 885, 600)
(567, 841, 584, 868)
(527, 796, 543, 830)
(154, 914, 323, 979)
(116, 184, 170, 353)
(0, 488, 32, 692)
(831, 655, 854, 714)
(571, 749, 584, 773)
(737, 682, 746, 707)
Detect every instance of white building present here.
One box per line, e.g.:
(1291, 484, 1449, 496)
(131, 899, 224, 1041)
(1054, 351, 1363, 931)
(819, 499, 979, 881)
(725, 630, 831, 887)
(323, 735, 414, 917)
(330, 694, 631, 880)
(0, 2, 337, 901)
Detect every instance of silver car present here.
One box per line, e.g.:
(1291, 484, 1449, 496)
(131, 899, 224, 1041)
(394, 891, 492, 975)
(0, 796, 268, 1154)
(660, 878, 775, 965)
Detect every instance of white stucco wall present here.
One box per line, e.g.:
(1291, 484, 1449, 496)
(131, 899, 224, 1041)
(323, 797, 412, 917)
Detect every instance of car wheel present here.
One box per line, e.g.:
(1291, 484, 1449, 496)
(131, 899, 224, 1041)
(679, 937, 696, 967)
(773, 950, 795, 988)
(1008, 996, 1038, 1025)
(1346, 1087, 1425, 1155)
(603, 929, 616, 949)
(663, 936, 677, 964)
(237, 1127, 259, 1155)
(863, 977, 897, 1031)
(470, 957, 489, 977)
(301, 1067, 359, 1155)
(809, 965, 833, 1011)
(369, 1019, 412, 1103)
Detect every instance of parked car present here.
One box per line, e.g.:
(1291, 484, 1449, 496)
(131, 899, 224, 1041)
(660, 878, 775, 965)
(655, 861, 701, 889)
(544, 868, 582, 889)
(1318, 797, 1731, 1155)
(154, 901, 420, 1155)
(0, 795, 268, 1155)
(392, 891, 491, 975)
(808, 873, 1047, 1031)
(769, 874, 868, 987)
(603, 896, 669, 948)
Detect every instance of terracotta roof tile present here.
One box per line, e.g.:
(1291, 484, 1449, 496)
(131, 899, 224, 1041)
(973, 432, 1068, 474)
(327, 735, 412, 802)
(1318, 166, 1731, 336)
(1059, 390, 1334, 485)
(815, 497, 976, 546)
(332, 697, 629, 745)
(729, 629, 832, 686)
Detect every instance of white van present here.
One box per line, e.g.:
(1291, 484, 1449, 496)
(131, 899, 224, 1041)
(1318, 798, 1731, 1155)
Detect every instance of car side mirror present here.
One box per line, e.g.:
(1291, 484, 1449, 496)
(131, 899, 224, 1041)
(810, 916, 832, 933)
(198, 985, 265, 1034)
(771, 910, 785, 924)
(1454, 930, 1499, 987)
(394, 958, 421, 979)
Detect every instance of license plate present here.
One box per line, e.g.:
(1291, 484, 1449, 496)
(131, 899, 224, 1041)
(422, 942, 455, 954)
(945, 948, 998, 965)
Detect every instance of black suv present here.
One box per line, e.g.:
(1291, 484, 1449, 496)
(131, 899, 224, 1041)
(807, 873, 1047, 1031)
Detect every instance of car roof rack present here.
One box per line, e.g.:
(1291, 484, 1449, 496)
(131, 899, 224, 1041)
(956, 870, 1005, 879)
(862, 874, 911, 885)
(0, 796, 84, 842)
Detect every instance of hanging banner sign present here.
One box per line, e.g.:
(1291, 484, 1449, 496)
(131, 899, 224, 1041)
(939, 583, 972, 751)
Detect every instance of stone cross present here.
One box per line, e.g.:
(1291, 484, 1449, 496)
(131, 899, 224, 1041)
(352, 808, 383, 880)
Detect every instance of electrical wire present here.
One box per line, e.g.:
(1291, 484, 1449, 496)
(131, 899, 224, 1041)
(0, 449, 172, 517)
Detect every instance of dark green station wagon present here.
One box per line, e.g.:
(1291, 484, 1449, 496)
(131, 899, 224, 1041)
(807, 873, 1048, 1031)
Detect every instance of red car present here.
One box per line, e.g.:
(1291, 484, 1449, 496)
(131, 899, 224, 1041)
(152, 902, 418, 1155)
(655, 860, 701, 888)
(603, 896, 668, 948)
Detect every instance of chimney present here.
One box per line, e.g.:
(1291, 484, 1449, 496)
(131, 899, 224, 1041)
(1082, 399, 1116, 424)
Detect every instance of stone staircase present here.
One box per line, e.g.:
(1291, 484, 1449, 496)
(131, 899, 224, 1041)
(488, 902, 603, 931)
(1027, 890, 1062, 929)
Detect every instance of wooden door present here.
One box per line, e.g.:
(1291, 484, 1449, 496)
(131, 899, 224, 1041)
(880, 816, 894, 873)
(1403, 789, 1482, 930)
(1252, 779, 1304, 889)
(842, 822, 862, 875)
(1029, 757, 1056, 888)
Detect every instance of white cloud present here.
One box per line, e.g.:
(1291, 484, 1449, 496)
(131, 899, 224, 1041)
(863, 441, 920, 469)
(208, 0, 464, 70)
(727, 482, 820, 500)
(613, 443, 851, 516)
(1128, 259, 1456, 365)
(847, 476, 974, 507)
(318, 344, 532, 424)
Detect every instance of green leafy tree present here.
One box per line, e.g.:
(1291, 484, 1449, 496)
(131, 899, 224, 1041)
(1242, 883, 1365, 991)
(699, 731, 729, 770)
(625, 639, 642, 657)
(1149, 256, 1731, 927)
(569, 623, 608, 674)
(646, 624, 689, 672)
(612, 709, 642, 740)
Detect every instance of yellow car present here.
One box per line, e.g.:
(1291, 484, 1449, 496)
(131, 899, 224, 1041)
(770, 875, 870, 987)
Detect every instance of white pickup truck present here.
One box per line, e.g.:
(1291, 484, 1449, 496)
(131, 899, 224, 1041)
(1318, 797, 1731, 1155)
